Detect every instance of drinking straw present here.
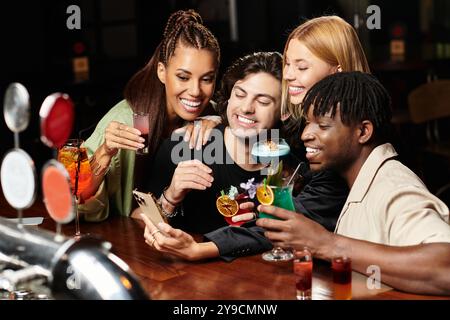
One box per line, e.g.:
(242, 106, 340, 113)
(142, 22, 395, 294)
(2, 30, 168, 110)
(286, 162, 304, 186)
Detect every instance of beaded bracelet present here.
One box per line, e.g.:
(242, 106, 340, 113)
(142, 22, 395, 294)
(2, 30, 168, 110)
(158, 188, 184, 218)
(158, 198, 183, 218)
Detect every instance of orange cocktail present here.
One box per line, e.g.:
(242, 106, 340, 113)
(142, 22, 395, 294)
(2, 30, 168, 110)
(57, 139, 92, 199)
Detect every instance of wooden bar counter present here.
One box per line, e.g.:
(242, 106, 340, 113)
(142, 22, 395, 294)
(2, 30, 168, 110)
(1, 194, 449, 300)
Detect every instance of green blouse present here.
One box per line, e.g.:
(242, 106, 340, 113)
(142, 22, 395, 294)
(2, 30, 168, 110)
(78, 100, 135, 222)
(78, 99, 219, 222)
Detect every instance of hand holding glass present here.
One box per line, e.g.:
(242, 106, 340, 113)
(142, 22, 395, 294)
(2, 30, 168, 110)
(133, 112, 149, 155)
(259, 181, 295, 261)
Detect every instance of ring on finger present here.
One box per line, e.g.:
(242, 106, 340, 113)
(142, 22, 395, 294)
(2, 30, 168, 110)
(150, 237, 156, 247)
(151, 229, 162, 237)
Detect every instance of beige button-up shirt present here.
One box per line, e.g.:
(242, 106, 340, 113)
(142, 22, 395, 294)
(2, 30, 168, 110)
(335, 143, 450, 245)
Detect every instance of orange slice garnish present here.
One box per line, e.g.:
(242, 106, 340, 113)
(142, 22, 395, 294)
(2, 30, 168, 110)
(256, 185, 274, 205)
(216, 195, 239, 217)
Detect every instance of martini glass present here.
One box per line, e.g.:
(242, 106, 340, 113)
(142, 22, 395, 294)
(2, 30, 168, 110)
(251, 138, 290, 167)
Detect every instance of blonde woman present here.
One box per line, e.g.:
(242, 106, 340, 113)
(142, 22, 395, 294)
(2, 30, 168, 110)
(282, 15, 370, 120)
(272, 15, 372, 232)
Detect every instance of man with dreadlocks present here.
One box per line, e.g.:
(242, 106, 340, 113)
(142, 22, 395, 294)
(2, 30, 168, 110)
(257, 72, 450, 295)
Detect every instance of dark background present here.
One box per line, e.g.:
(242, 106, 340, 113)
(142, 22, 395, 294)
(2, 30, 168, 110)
(1, 0, 450, 202)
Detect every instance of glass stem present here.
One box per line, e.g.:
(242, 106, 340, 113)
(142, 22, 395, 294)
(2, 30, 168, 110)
(75, 197, 80, 237)
(14, 132, 19, 149)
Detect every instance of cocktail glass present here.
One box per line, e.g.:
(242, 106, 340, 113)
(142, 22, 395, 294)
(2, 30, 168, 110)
(224, 193, 252, 227)
(251, 138, 294, 261)
(251, 138, 290, 168)
(259, 180, 295, 261)
(133, 112, 149, 155)
(57, 139, 92, 237)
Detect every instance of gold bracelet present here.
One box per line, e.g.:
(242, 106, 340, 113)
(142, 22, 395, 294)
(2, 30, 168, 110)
(89, 154, 110, 176)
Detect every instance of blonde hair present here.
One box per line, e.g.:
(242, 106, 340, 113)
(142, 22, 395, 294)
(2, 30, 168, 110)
(281, 15, 370, 119)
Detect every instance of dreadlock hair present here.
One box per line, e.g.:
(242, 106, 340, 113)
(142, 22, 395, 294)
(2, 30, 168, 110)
(124, 10, 220, 155)
(215, 51, 283, 124)
(302, 71, 393, 144)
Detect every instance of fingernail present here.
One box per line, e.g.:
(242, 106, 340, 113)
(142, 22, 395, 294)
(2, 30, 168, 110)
(139, 138, 145, 142)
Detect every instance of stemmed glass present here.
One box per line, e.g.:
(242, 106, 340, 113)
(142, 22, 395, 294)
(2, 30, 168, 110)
(259, 179, 295, 261)
(57, 139, 92, 237)
(252, 138, 295, 261)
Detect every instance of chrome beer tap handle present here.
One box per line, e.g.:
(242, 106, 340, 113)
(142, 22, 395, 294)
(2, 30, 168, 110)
(0, 265, 52, 292)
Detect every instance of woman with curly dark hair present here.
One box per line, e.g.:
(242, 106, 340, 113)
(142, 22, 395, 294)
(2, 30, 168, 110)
(79, 10, 221, 221)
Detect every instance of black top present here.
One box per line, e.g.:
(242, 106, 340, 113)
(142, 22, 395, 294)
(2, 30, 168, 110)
(146, 124, 264, 234)
(204, 169, 348, 261)
(204, 120, 349, 261)
(145, 123, 349, 261)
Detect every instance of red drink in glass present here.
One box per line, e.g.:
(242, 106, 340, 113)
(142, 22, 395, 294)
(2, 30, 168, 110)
(294, 248, 312, 300)
(332, 256, 352, 300)
(133, 112, 149, 155)
(224, 194, 252, 226)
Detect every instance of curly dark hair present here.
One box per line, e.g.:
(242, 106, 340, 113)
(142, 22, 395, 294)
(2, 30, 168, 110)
(214, 51, 283, 124)
(124, 10, 220, 155)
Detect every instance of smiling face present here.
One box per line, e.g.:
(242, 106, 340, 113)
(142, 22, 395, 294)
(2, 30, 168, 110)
(301, 105, 361, 175)
(226, 72, 281, 139)
(284, 39, 339, 105)
(158, 45, 217, 121)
